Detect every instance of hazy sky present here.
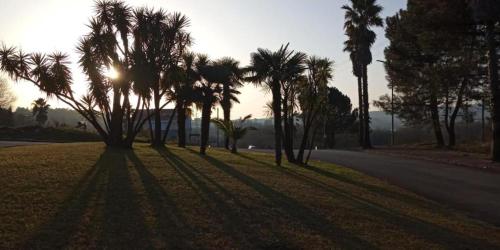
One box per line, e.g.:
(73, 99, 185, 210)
(0, 0, 406, 118)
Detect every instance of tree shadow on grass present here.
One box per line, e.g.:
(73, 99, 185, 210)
(236, 153, 499, 249)
(155, 147, 290, 249)
(238, 153, 432, 209)
(125, 150, 197, 249)
(185, 149, 377, 249)
(22, 148, 152, 249)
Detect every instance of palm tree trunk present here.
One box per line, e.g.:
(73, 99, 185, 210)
(272, 83, 283, 166)
(297, 115, 311, 164)
(486, 22, 500, 161)
(162, 105, 178, 144)
(200, 100, 212, 155)
(282, 94, 295, 163)
(362, 65, 371, 148)
(153, 86, 162, 147)
(357, 75, 364, 147)
(305, 124, 320, 165)
(223, 103, 231, 150)
(177, 106, 187, 148)
(109, 85, 123, 147)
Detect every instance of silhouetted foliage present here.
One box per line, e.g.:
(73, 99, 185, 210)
(212, 115, 256, 153)
(324, 87, 358, 149)
(32, 98, 50, 126)
(248, 44, 306, 165)
(343, 0, 384, 149)
(378, 0, 485, 148)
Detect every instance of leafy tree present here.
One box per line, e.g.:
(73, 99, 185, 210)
(324, 87, 358, 148)
(211, 115, 256, 153)
(469, 0, 500, 160)
(248, 44, 306, 165)
(0, 78, 15, 109)
(343, 0, 384, 149)
(0, 107, 14, 127)
(378, 0, 480, 147)
(32, 98, 50, 126)
(296, 56, 332, 164)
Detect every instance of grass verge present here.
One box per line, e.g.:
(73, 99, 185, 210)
(1, 143, 499, 249)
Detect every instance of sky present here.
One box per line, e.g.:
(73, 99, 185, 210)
(0, 0, 406, 118)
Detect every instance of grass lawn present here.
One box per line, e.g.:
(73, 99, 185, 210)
(1, 143, 500, 249)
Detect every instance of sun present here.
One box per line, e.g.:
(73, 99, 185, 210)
(104, 66, 119, 80)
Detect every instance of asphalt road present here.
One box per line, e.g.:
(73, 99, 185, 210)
(251, 149, 500, 225)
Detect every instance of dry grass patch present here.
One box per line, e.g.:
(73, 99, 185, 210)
(1, 143, 499, 249)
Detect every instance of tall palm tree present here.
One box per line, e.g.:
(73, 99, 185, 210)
(132, 8, 191, 147)
(343, 0, 383, 149)
(196, 55, 225, 155)
(32, 98, 50, 126)
(344, 31, 364, 146)
(248, 44, 306, 166)
(469, 0, 500, 160)
(214, 57, 244, 150)
(167, 52, 202, 147)
(297, 56, 333, 164)
(211, 115, 256, 153)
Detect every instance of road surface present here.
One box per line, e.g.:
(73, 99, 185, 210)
(252, 149, 500, 225)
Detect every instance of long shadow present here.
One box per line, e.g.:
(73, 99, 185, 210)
(186, 149, 377, 249)
(22, 148, 152, 249)
(126, 150, 195, 249)
(22, 150, 108, 249)
(156, 147, 286, 249)
(238, 153, 432, 210)
(237, 153, 500, 248)
(100, 149, 152, 248)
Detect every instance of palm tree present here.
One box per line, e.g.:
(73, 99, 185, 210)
(344, 30, 364, 146)
(132, 8, 191, 147)
(297, 56, 333, 164)
(212, 115, 256, 153)
(196, 55, 225, 155)
(248, 44, 306, 166)
(32, 98, 50, 126)
(469, 0, 500, 160)
(214, 57, 244, 150)
(0, 0, 192, 148)
(167, 52, 202, 147)
(343, 0, 383, 149)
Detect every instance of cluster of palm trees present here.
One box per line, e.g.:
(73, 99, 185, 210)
(0, 0, 353, 163)
(5, 0, 496, 162)
(342, 0, 384, 149)
(0, 0, 245, 154)
(247, 44, 334, 166)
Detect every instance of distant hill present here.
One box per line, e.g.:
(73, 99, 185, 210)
(370, 104, 489, 131)
(370, 111, 404, 131)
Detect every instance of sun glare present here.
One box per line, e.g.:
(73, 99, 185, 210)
(104, 67, 119, 80)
